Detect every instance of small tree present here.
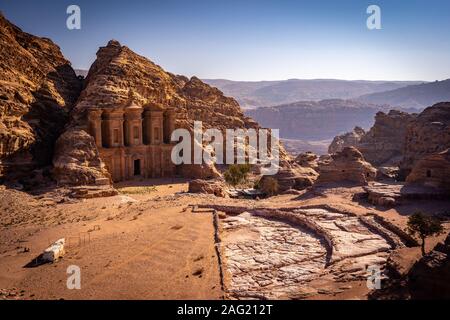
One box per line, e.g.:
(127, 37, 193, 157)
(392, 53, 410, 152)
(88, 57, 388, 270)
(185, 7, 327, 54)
(224, 164, 251, 187)
(259, 177, 279, 196)
(407, 212, 443, 256)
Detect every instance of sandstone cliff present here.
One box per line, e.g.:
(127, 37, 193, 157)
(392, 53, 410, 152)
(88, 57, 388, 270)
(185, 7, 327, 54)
(371, 232, 450, 299)
(316, 147, 377, 185)
(406, 149, 450, 192)
(53, 40, 290, 185)
(0, 13, 81, 182)
(357, 110, 416, 166)
(328, 110, 416, 167)
(328, 126, 365, 154)
(400, 102, 450, 178)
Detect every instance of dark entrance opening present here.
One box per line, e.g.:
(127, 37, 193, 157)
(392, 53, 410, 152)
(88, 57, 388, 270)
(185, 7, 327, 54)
(134, 159, 141, 176)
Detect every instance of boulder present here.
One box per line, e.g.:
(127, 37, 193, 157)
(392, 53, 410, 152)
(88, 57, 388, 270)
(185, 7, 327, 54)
(260, 162, 318, 193)
(42, 238, 65, 262)
(316, 147, 377, 185)
(378, 196, 396, 207)
(188, 179, 228, 197)
(52, 128, 111, 186)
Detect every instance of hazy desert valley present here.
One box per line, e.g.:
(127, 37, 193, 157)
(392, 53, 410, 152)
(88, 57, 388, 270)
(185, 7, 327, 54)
(1, 11, 450, 300)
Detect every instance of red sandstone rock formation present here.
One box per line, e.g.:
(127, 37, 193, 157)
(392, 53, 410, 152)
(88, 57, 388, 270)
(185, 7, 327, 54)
(294, 152, 319, 170)
(400, 102, 450, 178)
(407, 232, 450, 299)
(328, 110, 416, 167)
(0, 13, 81, 182)
(53, 40, 292, 185)
(406, 149, 450, 192)
(52, 128, 111, 186)
(358, 110, 416, 166)
(328, 126, 365, 155)
(260, 161, 318, 192)
(316, 147, 377, 185)
(188, 179, 228, 197)
(371, 232, 450, 299)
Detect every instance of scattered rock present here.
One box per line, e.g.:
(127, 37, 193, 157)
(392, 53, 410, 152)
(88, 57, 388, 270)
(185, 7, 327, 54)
(294, 152, 319, 170)
(69, 185, 118, 199)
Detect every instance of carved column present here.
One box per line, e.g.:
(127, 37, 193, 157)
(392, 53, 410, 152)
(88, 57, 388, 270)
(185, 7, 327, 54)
(143, 109, 152, 145)
(164, 108, 176, 144)
(103, 109, 124, 147)
(87, 109, 103, 148)
(151, 111, 164, 145)
(124, 105, 143, 146)
(143, 103, 164, 145)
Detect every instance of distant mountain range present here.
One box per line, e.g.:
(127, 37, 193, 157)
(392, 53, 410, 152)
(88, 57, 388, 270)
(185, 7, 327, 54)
(245, 99, 395, 142)
(203, 78, 423, 109)
(358, 79, 450, 109)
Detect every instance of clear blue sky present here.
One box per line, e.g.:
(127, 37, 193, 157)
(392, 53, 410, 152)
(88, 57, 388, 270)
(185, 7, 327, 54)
(1, 0, 449, 81)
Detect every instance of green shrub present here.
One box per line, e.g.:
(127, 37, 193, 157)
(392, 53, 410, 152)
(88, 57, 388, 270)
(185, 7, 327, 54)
(224, 164, 251, 187)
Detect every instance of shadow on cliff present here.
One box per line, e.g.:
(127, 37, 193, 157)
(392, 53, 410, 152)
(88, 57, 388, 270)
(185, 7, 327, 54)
(0, 65, 82, 190)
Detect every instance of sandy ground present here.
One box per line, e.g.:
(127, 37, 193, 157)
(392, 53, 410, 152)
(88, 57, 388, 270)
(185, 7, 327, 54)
(0, 178, 449, 300)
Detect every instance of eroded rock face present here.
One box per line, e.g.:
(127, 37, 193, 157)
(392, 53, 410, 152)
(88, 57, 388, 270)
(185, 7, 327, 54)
(375, 233, 450, 300)
(316, 147, 377, 185)
(259, 161, 318, 193)
(401, 103, 450, 178)
(188, 179, 228, 197)
(221, 211, 327, 299)
(219, 207, 407, 299)
(52, 128, 111, 186)
(294, 152, 319, 170)
(328, 110, 416, 167)
(0, 13, 81, 181)
(54, 40, 290, 185)
(408, 234, 450, 299)
(364, 182, 449, 206)
(358, 110, 416, 166)
(328, 126, 365, 155)
(406, 149, 450, 192)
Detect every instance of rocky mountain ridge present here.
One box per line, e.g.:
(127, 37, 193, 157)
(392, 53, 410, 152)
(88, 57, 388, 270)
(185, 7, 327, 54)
(0, 12, 81, 183)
